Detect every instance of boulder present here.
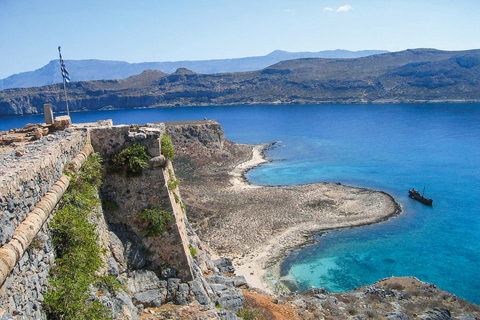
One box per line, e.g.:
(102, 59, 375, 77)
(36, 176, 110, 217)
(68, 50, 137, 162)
(210, 284, 228, 297)
(190, 280, 211, 307)
(127, 270, 161, 293)
(175, 283, 190, 305)
(216, 288, 244, 312)
(213, 257, 235, 273)
(232, 275, 247, 288)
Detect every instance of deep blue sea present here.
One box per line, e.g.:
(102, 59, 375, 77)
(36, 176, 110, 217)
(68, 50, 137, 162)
(1, 104, 479, 304)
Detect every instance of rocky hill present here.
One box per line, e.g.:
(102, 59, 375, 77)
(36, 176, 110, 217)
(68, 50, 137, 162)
(0, 48, 479, 116)
(0, 50, 387, 90)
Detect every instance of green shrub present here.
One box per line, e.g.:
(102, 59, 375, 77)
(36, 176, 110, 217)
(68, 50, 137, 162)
(168, 178, 180, 191)
(110, 143, 151, 174)
(167, 168, 180, 191)
(161, 133, 175, 161)
(138, 205, 174, 237)
(79, 152, 103, 186)
(101, 275, 125, 296)
(44, 153, 111, 320)
(189, 244, 197, 258)
(237, 308, 263, 320)
(173, 193, 180, 204)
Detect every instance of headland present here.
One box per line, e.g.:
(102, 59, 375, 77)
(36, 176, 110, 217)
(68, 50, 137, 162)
(166, 120, 401, 294)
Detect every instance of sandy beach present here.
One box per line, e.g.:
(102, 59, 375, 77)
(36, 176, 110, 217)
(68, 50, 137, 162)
(179, 143, 400, 294)
(224, 144, 401, 293)
(167, 123, 401, 294)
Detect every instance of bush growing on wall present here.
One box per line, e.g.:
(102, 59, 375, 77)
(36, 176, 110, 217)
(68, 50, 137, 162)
(161, 133, 175, 161)
(138, 205, 174, 237)
(44, 153, 114, 320)
(110, 143, 151, 175)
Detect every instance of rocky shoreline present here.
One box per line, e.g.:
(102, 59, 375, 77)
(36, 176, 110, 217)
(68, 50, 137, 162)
(167, 121, 401, 294)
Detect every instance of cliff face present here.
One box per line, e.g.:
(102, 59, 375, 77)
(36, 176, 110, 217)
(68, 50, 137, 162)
(166, 120, 480, 319)
(1, 49, 480, 116)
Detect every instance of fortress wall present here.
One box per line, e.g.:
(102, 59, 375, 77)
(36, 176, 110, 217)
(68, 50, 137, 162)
(90, 123, 194, 281)
(0, 129, 88, 245)
(0, 121, 194, 317)
(0, 128, 89, 318)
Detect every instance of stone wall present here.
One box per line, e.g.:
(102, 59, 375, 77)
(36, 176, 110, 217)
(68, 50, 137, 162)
(0, 121, 244, 319)
(90, 123, 194, 281)
(0, 129, 88, 245)
(0, 128, 89, 318)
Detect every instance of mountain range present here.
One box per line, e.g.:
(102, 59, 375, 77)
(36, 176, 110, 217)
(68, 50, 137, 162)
(0, 50, 387, 90)
(1, 48, 479, 116)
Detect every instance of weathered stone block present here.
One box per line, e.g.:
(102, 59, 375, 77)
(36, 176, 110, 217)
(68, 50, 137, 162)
(53, 116, 71, 131)
(210, 284, 228, 297)
(213, 257, 235, 273)
(127, 270, 161, 293)
(108, 258, 119, 276)
(167, 278, 180, 300)
(175, 283, 190, 305)
(232, 275, 247, 288)
(133, 290, 164, 307)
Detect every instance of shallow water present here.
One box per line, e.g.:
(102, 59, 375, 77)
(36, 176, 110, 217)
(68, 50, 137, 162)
(2, 103, 479, 304)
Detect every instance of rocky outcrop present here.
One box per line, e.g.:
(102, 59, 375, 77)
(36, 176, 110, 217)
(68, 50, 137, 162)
(273, 277, 480, 319)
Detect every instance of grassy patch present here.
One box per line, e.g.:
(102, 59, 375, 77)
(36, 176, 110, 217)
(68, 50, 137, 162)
(189, 244, 197, 258)
(168, 178, 180, 191)
(44, 153, 112, 320)
(237, 308, 263, 320)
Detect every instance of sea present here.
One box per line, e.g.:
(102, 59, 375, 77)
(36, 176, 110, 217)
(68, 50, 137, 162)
(1, 103, 479, 304)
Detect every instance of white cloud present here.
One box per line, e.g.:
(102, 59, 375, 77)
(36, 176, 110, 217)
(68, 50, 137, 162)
(337, 5, 353, 12)
(323, 7, 333, 12)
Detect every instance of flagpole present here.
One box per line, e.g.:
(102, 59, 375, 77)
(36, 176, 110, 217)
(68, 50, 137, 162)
(58, 46, 70, 117)
(62, 74, 70, 117)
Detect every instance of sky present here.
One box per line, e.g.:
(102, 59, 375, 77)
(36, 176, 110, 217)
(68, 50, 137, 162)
(1, 0, 480, 79)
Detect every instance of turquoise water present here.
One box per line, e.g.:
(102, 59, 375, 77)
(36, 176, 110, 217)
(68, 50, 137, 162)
(1, 104, 479, 304)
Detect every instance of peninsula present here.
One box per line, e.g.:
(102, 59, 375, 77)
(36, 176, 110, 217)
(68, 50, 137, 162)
(166, 120, 400, 292)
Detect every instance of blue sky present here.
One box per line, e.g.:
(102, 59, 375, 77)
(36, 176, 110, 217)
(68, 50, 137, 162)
(1, 0, 479, 79)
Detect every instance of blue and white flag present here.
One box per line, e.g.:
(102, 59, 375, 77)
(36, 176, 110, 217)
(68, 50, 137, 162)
(58, 46, 70, 83)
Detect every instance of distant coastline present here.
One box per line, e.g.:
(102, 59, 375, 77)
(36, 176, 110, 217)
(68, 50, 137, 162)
(2, 48, 480, 116)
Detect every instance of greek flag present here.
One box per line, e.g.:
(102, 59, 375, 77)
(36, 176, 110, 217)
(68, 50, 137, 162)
(58, 46, 70, 83)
